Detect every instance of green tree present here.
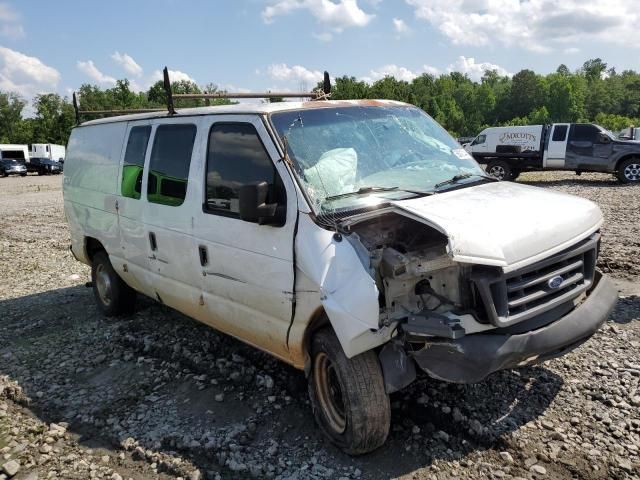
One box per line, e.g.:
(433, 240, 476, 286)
(0, 92, 26, 143)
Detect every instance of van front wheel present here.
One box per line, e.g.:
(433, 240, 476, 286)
(91, 251, 136, 316)
(308, 328, 390, 455)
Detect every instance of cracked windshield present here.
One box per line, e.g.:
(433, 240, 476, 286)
(271, 105, 484, 212)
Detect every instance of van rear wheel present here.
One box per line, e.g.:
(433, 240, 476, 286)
(486, 160, 513, 181)
(91, 251, 136, 316)
(308, 328, 390, 455)
(617, 158, 640, 183)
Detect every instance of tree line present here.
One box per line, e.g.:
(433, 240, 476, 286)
(2, 58, 639, 146)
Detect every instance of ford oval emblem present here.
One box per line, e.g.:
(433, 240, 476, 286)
(547, 276, 563, 289)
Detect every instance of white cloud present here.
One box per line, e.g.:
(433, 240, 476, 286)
(406, 0, 640, 52)
(149, 68, 196, 84)
(447, 56, 511, 81)
(392, 17, 410, 34)
(77, 60, 116, 85)
(0, 46, 60, 99)
(262, 0, 374, 31)
(267, 63, 324, 85)
(563, 47, 580, 54)
(422, 64, 441, 76)
(363, 64, 420, 83)
(111, 51, 143, 77)
(0, 2, 24, 39)
(312, 31, 333, 42)
(360, 58, 508, 84)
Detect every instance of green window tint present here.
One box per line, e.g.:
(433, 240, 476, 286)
(121, 126, 151, 199)
(147, 124, 196, 207)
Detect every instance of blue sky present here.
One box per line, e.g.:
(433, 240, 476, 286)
(1, 0, 638, 103)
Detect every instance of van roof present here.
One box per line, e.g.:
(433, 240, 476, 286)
(79, 99, 409, 126)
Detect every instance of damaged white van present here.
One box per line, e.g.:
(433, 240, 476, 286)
(64, 98, 618, 454)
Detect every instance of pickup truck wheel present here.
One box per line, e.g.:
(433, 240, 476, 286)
(91, 251, 136, 316)
(486, 160, 513, 181)
(617, 158, 640, 183)
(308, 328, 390, 455)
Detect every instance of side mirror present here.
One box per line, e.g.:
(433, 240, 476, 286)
(239, 181, 278, 224)
(598, 133, 611, 144)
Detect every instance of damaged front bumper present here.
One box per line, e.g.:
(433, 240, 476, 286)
(381, 272, 618, 389)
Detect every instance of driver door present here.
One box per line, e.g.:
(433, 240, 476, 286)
(191, 115, 298, 361)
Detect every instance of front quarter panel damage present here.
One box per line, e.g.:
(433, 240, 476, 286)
(296, 214, 391, 358)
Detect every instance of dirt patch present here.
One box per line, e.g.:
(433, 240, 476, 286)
(0, 173, 638, 479)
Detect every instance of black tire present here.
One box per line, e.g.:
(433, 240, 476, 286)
(1, 170, 7, 178)
(91, 251, 136, 316)
(617, 157, 640, 183)
(486, 160, 513, 181)
(308, 328, 390, 455)
(20, 173, 26, 177)
(510, 169, 521, 181)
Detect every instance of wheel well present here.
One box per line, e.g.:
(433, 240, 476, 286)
(616, 155, 639, 171)
(84, 237, 105, 263)
(301, 308, 331, 375)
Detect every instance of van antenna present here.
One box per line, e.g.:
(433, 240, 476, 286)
(163, 67, 176, 115)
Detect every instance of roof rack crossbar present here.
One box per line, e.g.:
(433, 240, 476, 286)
(72, 67, 332, 124)
(78, 109, 167, 115)
(174, 92, 317, 100)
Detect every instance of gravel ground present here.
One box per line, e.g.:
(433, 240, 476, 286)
(0, 172, 638, 480)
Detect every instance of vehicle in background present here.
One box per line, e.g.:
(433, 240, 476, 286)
(31, 143, 66, 161)
(64, 98, 618, 454)
(457, 136, 475, 146)
(0, 159, 27, 177)
(25, 157, 62, 175)
(0, 144, 29, 162)
(618, 126, 639, 141)
(464, 123, 640, 183)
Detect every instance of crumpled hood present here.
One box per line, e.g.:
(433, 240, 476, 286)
(392, 181, 603, 271)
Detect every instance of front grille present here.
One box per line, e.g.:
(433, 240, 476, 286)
(472, 233, 598, 327)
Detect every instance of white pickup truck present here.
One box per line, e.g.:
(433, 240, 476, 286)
(464, 123, 640, 183)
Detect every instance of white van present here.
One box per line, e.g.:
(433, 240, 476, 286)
(63, 100, 618, 454)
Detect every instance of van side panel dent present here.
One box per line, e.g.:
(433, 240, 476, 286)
(296, 214, 386, 358)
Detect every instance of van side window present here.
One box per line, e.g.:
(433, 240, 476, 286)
(472, 134, 486, 145)
(147, 124, 196, 207)
(552, 125, 568, 142)
(121, 126, 151, 199)
(205, 123, 283, 216)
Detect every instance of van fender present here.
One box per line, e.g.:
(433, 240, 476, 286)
(295, 214, 391, 358)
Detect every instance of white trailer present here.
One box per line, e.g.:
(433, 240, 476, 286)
(0, 144, 29, 161)
(31, 143, 66, 161)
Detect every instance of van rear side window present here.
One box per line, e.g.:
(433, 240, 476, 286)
(147, 124, 196, 207)
(121, 126, 151, 199)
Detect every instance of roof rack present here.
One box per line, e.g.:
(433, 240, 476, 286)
(73, 66, 332, 124)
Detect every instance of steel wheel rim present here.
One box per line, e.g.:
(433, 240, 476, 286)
(489, 165, 506, 180)
(95, 264, 113, 306)
(624, 163, 640, 181)
(314, 352, 346, 433)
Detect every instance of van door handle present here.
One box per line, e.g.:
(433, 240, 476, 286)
(198, 245, 208, 267)
(149, 232, 157, 251)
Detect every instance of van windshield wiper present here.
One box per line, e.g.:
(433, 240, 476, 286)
(324, 186, 400, 201)
(434, 173, 497, 190)
(324, 186, 434, 202)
